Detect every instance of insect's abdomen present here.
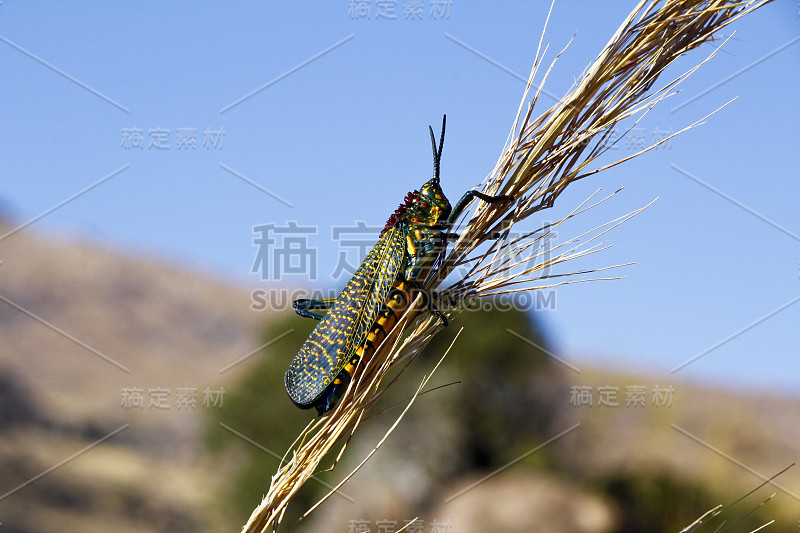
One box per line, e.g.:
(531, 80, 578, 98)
(339, 280, 414, 380)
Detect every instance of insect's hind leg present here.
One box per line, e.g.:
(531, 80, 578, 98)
(314, 369, 351, 415)
(293, 297, 338, 320)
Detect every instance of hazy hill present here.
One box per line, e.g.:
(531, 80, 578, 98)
(0, 216, 264, 531)
(0, 216, 261, 433)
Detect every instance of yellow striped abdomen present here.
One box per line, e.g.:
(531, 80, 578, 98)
(335, 280, 414, 385)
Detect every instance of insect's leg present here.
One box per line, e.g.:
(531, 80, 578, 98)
(430, 303, 449, 327)
(407, 228, 447, 281)
(448, 189, 515, 225)
(293, 297, 337, 320)
(444, 231, 505, 241)
(433, 289, 459, 309)
(315, 369, 351, 415)
(409, 279, 449, 327)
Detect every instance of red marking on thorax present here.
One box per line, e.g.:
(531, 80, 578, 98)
(380, 190, 419, 236)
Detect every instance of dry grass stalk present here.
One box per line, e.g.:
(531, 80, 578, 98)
(679, 495, 777, 533)
(242, 1, 771, 531)
(678, 463, 793, 532)
(431, 0, 770, 297)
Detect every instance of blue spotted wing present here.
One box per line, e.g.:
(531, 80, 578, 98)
(284, 225, 406, 408)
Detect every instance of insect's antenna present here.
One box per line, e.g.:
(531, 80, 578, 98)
(438, 114, 446, 163)
(429, 125, 439, 183)
(429, 114, 446, 183)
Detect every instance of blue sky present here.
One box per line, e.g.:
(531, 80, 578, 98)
(1, 2, 798, 395)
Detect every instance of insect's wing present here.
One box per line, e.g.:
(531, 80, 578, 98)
(342, 225, 407, 366)
(285, 226, 406, 408)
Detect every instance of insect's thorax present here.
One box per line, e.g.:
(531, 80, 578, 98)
(382, 177, 451, 232)
(380, 176, 452, 281)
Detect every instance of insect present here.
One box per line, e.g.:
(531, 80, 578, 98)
(285, 116, 513, 415)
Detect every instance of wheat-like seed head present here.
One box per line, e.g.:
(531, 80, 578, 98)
(241, 1, 771, 531)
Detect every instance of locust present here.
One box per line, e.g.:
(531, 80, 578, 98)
(285, 116, 513, 415)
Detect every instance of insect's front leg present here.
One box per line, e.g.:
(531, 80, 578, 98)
(407, 226, 446, 281)
(293, 297, 338, 320)
(421, 231, 447, 257)
(448, 189, 514, 225)
(441, 230, 505, 241)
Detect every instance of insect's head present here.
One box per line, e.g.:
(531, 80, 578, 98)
(414, 115, 452, 224)
(380, 116, 452, 236)
(416, 180, 451, 225)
